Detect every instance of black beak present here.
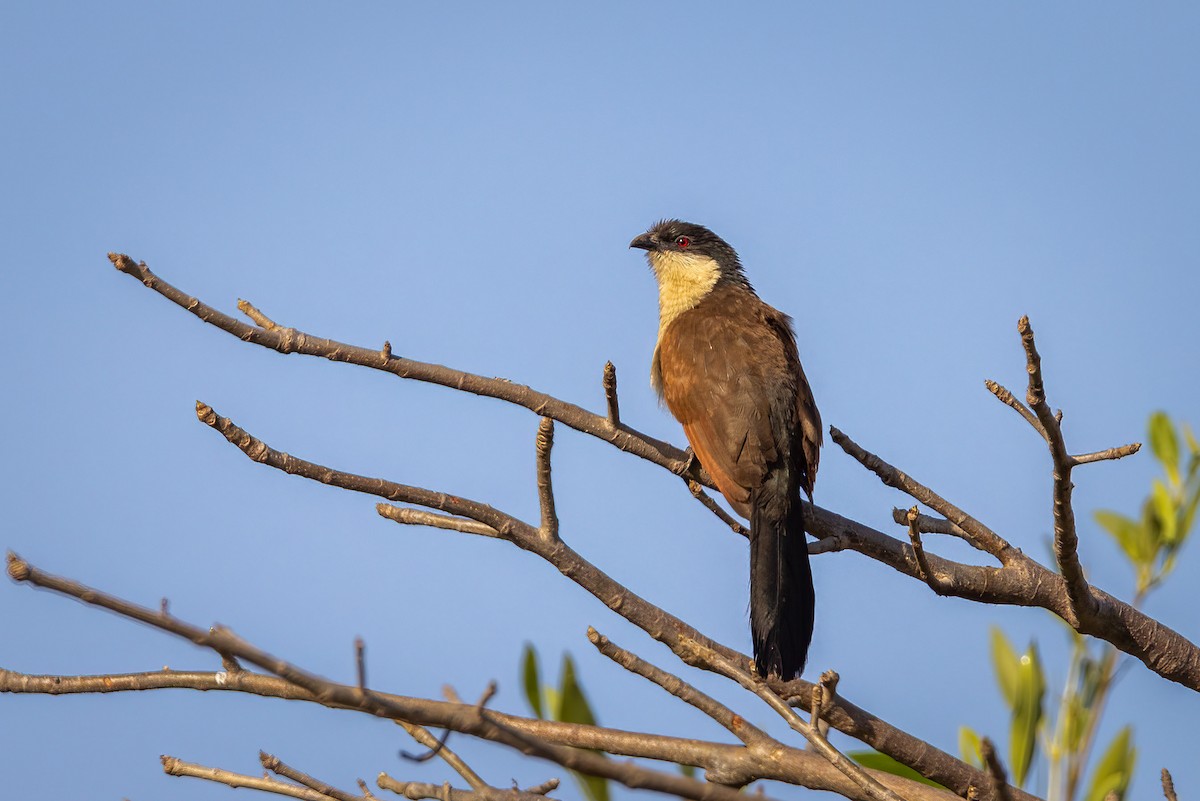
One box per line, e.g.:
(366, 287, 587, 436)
(629, 233, 656, 251)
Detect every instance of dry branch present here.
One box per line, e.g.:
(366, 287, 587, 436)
(163, 755, 349, 801)
(4, 555, 968, 801)
(106, 253, 1199, 693)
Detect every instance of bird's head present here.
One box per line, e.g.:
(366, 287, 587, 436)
(629, 220, 750, 292)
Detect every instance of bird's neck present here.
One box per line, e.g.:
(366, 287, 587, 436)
(648, 251, 721, 337)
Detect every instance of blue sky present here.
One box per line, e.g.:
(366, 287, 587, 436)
(2, 3, 1198, 799)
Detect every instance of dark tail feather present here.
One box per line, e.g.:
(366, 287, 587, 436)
(749, 471, 815, 679)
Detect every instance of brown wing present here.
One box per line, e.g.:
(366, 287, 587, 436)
(656, 286, 794, 519)
(763, 309, 822, 498)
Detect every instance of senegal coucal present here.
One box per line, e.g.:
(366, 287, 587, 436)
(630, 220, 822, 678)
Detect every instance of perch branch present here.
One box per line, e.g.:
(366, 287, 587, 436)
(109, 255, 1199, 690)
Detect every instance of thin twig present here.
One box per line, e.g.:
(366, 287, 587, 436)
(535, 418, 559, 540)
(688, 480, 749, 538)
(588, 627, 772, 749)
(356, 638, 368, 692)
(891, 508, 962, 537)
(238, 298, 279, 329)
(163, 755, 343, 801)
(1017, 316, 1093, 625)
(397, 722, 480, 789)
(376, 775, 549, 801)
(195, 401, 521, 536)
(985, 379, 1047, 442)
(1071, 443, 1141, 466)
(376, 506, 500, 538)
(398, 725, 453, 764)
(831, 426, 1016, 562)
(602, 361, 619, 429)
(905, 506, 951, 596)
(1162, 768, 1178, 801)
(522, 779, 559, 795)
(261, 752, 366, 801)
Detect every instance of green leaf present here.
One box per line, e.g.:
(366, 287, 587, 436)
(1084, 726, 1136, 801)
(1009, 643, 1045, 786)
(990, 628, 1021, 707)
(1093, 510, 1147, 567)
(555, 654, 609, 801)
(1062, 694, 1088, 752)
(849, 751, 947, 788)
(1149, 411, 1180, 486)
(1151, 479, 1178, 547)
(1184, 422, 1200, 458)
(521, 643, 543, 720)
(556, 654, 598, 727)
(959, 727, 984, 769)
(1178, 483, 1200, 546)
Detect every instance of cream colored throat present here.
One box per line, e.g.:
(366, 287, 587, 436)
(648, 250, 721, 335)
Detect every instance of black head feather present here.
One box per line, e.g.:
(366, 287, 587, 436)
(630, 219, 751, 289)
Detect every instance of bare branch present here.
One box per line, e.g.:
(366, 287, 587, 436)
(108, 255, 1200, 695)
(1162, 768, 1178, 801)
(587, 626, 772, 752)
(6, 554, 765, 801)
(688, 480, 749, 538)
(535, 418, 559, 541)
(831, 426, 1017, 562)
(1018, 315, 1094, 625)
(377, 505, 500, 539)
(195, 401, 525, 538)
(695, 649, 906, 801)
(163, 755, 345, 801)
(376, 775, 549, 801)
(356, 638, 368, 692)
(189, 398, 1039, 796)
(602, 361, 619, 429)
(107, 253, 694, 475)
(396, 722, 484, 791)
(523, 779, 559, 796)
(1071, 443, 1141, 466)
(980, 739, 1011, 801)
(905, 506, 952, 596)
(238, 298, 279, 330)
(891, 508, 962, 537)
(261, 752, 367, 801)
(1, 564, 971, 801)
(985, 379, 1047, 442)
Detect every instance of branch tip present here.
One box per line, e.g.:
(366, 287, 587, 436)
(1162, 768, 1177, 801)
(195, 401, 216, 426)
(7, 551, 30, 582)
(603, 360, 620, 428)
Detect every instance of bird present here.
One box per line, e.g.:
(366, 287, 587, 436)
(630, 219, 822, 679)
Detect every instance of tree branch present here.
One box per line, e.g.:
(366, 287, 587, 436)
(262, 752, 369, 801)
(163, 755, 351, 801)
(184, 400, 1022, 796)
(4, 555, 976, 801)
(1017, 315, 1094, 625)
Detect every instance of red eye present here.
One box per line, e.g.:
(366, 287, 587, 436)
(675, 236, 690, 248)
